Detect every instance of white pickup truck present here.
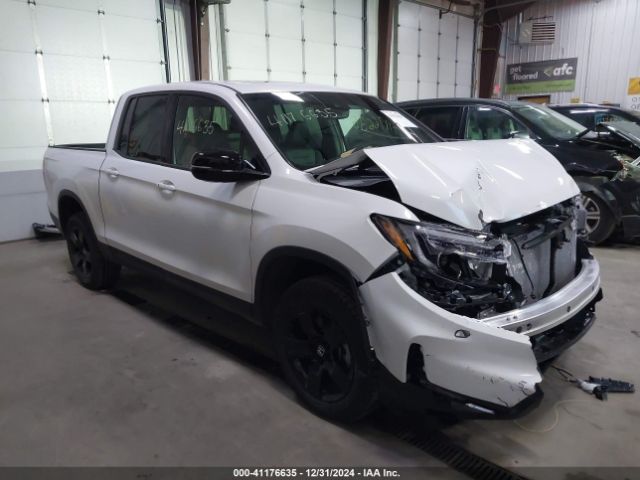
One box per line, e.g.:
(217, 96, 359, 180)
(44, 81, 602, 421)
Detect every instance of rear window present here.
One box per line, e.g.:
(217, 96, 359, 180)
(117, 95, 169, 162)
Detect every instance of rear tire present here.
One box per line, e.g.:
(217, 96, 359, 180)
(581, 191, 615, 245)
(272, 275, 378, 422)
(65, 212, 120, 290)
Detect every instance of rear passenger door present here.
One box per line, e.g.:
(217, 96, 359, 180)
(100, 93, 266, 301)
(412, 106, 464, 140)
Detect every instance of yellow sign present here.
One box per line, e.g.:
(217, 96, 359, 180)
(570, 97, 581, 103)
(628, 77, 640, 95)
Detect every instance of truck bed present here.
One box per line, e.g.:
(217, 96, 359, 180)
(50, 143, 106, 152)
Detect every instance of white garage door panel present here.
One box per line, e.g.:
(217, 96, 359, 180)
(36, 0, 98, 11)
(439, 84, 455, 97)
(270, 37, 303, 74)
(0, 0, 34, 52)
(0, 52, 41, 100)
(305, 41, 333, 74)
(49, 101, 111, 144)
(398, 52, 418, 81)
(226, 0, 264, 33)
(103, 0, 157, 19)
(269, 2, 301, 39)
(439, 35, 457, 60)
(336, 46, 362, 77)
(395, 1, 475, 100)
(44, 56, 107, 102)
(419, 8, 439, 34)
(398, 2, 420, 28)
(439, 59, 456, 84)
(304, 0, 333, 13)
(36, 6, 102, 57)
(110, 59, 164, 97)
(336, 0, 361, 18)
(397, 27, 419, 56)
(396, 80, 418, 102)
(0, 101, 48, 148)
(419, 60, 437, 84)
(104, 16, 161, 62)
(226, 32, 267, 72)
(304, 10, 333, 44)
(336, 15, 361, 48)
(336, 76, 362, 91)
(418, 81, 437, 99)
(306, 73, 334, 86)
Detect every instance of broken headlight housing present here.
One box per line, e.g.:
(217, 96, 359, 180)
(371, 214, 520, 315)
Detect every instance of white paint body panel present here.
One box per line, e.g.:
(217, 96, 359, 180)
(43, 81, 600, 411)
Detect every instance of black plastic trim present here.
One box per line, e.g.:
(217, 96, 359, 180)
(103, 244, 255, 322)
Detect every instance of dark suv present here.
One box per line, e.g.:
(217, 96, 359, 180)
(549, 103, 640, 131)
(398, 98, 640, 244)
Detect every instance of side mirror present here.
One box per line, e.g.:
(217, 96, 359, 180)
(191, 151, 269, 182)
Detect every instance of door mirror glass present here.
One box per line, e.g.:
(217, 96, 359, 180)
(191, 151, 268, 182)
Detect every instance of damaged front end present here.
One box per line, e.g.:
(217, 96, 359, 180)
(370, 197, 590, 322)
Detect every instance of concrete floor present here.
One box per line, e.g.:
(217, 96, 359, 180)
(0, 239, 638, 472)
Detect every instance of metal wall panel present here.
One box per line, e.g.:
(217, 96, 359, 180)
(394, 0, 475, 102)
(502, 0, 640, 104)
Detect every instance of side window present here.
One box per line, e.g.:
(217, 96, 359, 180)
(120, 95, 169, 161)
(561, 110, 594, 130)
(415, 106, 462, 138)
(172, 95, 259, 168)
(465, 106, 527, 140)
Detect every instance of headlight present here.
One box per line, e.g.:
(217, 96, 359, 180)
(371, 214, 511, 272)
(371, 214, 516, 313)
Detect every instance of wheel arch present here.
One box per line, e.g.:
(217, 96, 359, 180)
(254, 247, 361, 325)
(57, 190, 89, 234)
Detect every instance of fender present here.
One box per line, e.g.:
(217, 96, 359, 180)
(572, 176, 623, 221)
(254, 246, 375, 361)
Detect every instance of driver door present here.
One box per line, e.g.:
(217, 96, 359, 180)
(102, 93, 265, 302)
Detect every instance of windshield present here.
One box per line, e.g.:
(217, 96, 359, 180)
(605, 120, 640, 144)
(241, 92, 438, 170)
(512, 103, 586, 140)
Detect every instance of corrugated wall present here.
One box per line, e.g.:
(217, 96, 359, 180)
(502, 0, 640, 104)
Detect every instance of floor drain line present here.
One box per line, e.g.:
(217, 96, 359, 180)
(393, 428, 528, 480)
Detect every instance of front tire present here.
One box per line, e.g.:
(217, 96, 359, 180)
(273, 276, 378, 422)
(65, 212, 120, 290)
(581, 191, 615, 245)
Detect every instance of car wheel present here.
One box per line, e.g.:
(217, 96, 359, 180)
(65, 212, 120, 290)
(581, 191, 615, 245)
(273, 275, 378, 422)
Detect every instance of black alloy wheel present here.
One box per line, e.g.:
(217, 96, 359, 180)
(273, 276, 378, 421)
(64, 212, 120, 290)
(283, 308, 354, 403)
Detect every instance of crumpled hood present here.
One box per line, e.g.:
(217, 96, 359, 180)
(364, 139, 579, 230)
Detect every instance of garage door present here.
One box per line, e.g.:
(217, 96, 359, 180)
(0, 0, 167, 173)
(216, 0, 366, 91)
(394, 0, 475, 101)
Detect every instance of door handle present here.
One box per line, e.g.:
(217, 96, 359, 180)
(157, 180, 176, 193)
(105, 167, 119, 179)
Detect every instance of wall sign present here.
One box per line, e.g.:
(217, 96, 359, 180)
(625, 77, 640, 112)
(506, 58, 578, 94)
